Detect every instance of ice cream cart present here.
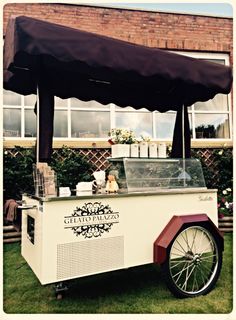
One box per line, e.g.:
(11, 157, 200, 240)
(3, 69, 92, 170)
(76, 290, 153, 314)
(21, 157, 223, 298)
(3, 16, 232, 299)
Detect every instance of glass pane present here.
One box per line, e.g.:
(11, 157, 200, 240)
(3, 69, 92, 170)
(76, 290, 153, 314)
(194, 94, 228, 111)
(155, 112, 176, 139)
(3, 109, 21, 137)
(71, 98, 107, 109)
(206, 59, 225, 65)
(24, 94, 36, 107)
(195, 114, 230, 139)
(54, 110, 68, 137)
(3, 90, 21, 106)
(189, 114, 193, 139)
(25, 109, 36, 137)
(123, 158, 206, 192)
(115, 112, 152, 138)
(55, 97, 68, 108)
(71, 111, 110, 138)
(115, 105, 148, 112)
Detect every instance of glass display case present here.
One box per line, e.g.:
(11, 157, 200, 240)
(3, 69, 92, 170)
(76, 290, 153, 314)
(108, 158, 206, 193)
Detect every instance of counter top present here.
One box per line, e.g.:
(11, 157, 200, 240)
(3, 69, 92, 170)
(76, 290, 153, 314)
(24, 187, 217, 202)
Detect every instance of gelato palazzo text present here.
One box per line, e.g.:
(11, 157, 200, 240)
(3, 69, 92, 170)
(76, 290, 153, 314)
(64, 202, 119, 238)
(64, 213, 119, 226)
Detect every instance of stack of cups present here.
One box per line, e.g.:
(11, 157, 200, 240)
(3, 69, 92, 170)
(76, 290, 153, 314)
(149, 142, 158, 158)
(158, 142, 167, 158)
(139, 141, 148, 158)
(130, 143, 139, 157)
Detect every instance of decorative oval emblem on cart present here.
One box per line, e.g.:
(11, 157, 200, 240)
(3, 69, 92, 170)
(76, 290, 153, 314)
(64, 202, 119, 238)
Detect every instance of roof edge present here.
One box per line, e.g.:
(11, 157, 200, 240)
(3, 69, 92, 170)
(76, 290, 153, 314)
(54, 2, 233, 19)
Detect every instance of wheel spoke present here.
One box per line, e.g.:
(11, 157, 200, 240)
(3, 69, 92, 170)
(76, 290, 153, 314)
(198, 229, 204, 254)
(172, 263, 187, 279)
(175, 262, 190, 287)
(172, 245, 186, 255)
(192, 268, 199, 292)
(180, 231, 191, 252)
(171, 252, 186, 258)
(200, 254, 216, 261)
(170, 259, 189, 269)
(196, 264, 208, 286)
(175, 239, 188, 256)
(190, 228, 198, 252)
(200, 236, 214, 254)
(200, 261, 215, 275)
(172, 261, 194, 281)
(181, 263, 196, 291)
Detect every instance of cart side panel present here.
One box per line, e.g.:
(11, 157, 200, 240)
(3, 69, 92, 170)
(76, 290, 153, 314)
(21, 196, 43, 283)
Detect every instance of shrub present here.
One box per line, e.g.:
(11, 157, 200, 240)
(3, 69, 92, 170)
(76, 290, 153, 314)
(191, 148, 233, 192)
(3, 146, 95, 200)
(50, 146, 95, 189)
(218, 188, 233, 217)
(4, 147, 36, 200)
(192, 148, 233, 217)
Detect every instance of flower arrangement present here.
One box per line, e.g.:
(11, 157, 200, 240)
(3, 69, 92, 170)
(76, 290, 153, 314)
(218, 187, 233, 218)
(139, 135, 151, 143)
(108, 128, 136, 145)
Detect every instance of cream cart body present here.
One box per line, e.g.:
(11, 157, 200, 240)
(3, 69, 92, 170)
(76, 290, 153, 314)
(21, 158, 223, 298)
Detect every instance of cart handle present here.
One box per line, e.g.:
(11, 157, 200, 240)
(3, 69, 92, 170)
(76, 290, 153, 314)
(18, 205, 37, 210)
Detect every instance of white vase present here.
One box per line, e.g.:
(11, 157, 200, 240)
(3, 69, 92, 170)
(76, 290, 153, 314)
(139, 141, 148, 158)
(149, 142, 158, 158)
(111, 144, 130, 158)
(158, 143, 167, 158)
(130, 143, 139, 157)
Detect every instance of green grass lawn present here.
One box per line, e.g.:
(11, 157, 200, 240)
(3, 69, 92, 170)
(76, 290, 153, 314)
(3, 233, 233, 314)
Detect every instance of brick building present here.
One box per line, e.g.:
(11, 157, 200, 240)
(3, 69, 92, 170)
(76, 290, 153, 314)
(3, 3, 233, 157)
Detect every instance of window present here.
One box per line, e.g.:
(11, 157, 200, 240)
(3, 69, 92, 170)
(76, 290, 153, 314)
(154, 112, 176, 139)
(25, 109, 36, 137)
(115, 106, 152, 138)
(54, 110, 68, 137)
(192, 94, 230, 139)
(176, 52, 232, 141)
(3, 108, 21, 137)
(3, 52, 232, 144)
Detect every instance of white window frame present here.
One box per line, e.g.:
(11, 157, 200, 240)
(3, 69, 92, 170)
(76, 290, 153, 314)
(178, 51, 232, 144)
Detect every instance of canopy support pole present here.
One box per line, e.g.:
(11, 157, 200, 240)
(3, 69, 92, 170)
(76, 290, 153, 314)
(171, 105, 191, 159)
(36, 85, 40, 164)
(182, 104, 187, 187)
(34, 80, 55, 163)
(182, 104, 185, 160)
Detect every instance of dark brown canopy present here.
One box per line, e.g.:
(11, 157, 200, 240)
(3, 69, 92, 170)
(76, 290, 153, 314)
(3, 15, 233, 161)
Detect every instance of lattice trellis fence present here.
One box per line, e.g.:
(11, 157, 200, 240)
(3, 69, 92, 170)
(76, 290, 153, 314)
(62, 148, 112, 171)
(5, 147, 232, 182)
(193, 148, 219, 181)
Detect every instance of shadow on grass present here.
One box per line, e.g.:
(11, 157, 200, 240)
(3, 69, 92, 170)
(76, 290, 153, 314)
(65, 263, 165, 299)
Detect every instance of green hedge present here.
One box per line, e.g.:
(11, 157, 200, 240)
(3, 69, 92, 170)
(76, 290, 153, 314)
(192, 148, 233, 216)
(3, 146, 95, 200)
(191, 148, 233, 193)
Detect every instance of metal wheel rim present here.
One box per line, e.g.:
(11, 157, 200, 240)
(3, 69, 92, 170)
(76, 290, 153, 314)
(169, 226, 219, 295)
